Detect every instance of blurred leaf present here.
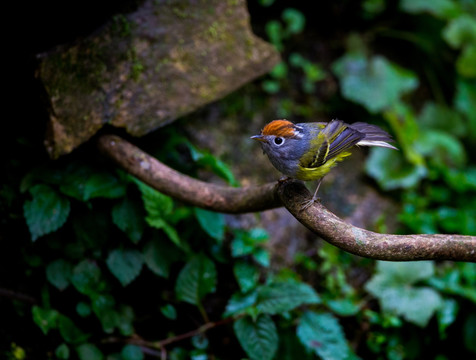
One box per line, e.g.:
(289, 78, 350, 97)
(262, 80, 281, 94)
(59, 315, 89, 344)
(325, 298, 361, 317)
(234, 261, 260, 293)
(234, 315, 278, 360)
(191, 334, 209, 350)
(282, 8, 306, 35)
(112, 197, 145, 244)
(46, 259, 73, 291)
(457, 43, 476, 77)
(362, 0, 386, 16)
(270, 62, 288, 79)
(91, 294, 117, 334)
(55, 343, 70, 359)
(117, 305, 135, 336)
(32, 306, 59, 335)
(332, 54, 418, 113)
(24, 184, 70, 241)
(76, 302, 91, 317)
(256, 281, 321, 315)
(71, 260, 103, 296)
(76, 343, 103, 360)
(175, 254, 217, 305)
(224, 291, 258, 318)
(418, 102, 466, 137)
(121, 344, 143, 360)
(252, 248, 271, 268)
(437, 298, 459, 338)
(365, 262, 443, 327)
(193, 208, 225, 243)
(366, 147, 427, 190)
(160, 304, 177, 320)
(400, 0, 461, 18)
(143, 237, 181, 278)
(106, 249, 143, 287)
(443, 15, 476, 48)
(414, 130, 466, 168)
(454, 79, 476, 137)
(297, 311, 359, 360)
(265, 20, 284, 51)
(135, 179, 173, 218)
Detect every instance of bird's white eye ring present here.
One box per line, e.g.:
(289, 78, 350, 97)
(274, 137, 285, 145)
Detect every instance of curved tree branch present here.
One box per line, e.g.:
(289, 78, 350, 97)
(98, 134, 476, 262)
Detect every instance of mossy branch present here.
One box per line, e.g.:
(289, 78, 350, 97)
(98, 134, 476, 263)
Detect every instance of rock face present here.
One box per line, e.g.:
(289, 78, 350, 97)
(38, 0, 280, 158)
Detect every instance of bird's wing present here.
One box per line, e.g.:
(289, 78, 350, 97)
(299, 120, 365, 168)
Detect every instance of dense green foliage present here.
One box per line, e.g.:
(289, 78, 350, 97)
(3, 0, 476, 359)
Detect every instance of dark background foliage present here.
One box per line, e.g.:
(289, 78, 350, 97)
(3, 0, 476, 359)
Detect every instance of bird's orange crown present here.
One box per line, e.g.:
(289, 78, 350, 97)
(261, 120, 296, 137)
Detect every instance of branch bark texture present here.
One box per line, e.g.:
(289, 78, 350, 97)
(98, 134, 476, 262)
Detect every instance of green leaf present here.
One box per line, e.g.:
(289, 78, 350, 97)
(437, 298, 459, 338)
(106, 249, 143, 287)
(297, 311, 359, 360)
(256, 281, 321, 315)
(175, 254, 217, 305)
(365, 261, 443, 327)
(443, 15, 476, 49)
(71, 260, 103, 296)
(32, 306, 59, 335)
(366, 147, 427, 190)
(58, 315, 89, 344)
(112, 197, 145, 244)
(24, 184, 70, 241)
(193, 208, 225, 242)
(55, 343, 70, 359)
(464, 313, 476, 353)
(234, 261, 260, 293)
(234, 315, 278, 360)
(160, 304, 177, 320)
(134, 179, 173, 218)
(46, 259, 73, 291)
(91, 294, 117, 334)
(400, 0, 461, 19)
(76, 302, 91, 317)
(332, 54, 418, 113)
(414, 130, 466, 168)
(121, 344, 143, 360)
(454, 79, 476, 137)
(282, 8, 305, 35)
(76, 343, 103, 360)
(457, 43, 476, 78)
(418, 102, 466, 137)
(143, 237, 181, 278)
(223, 291, 258, 318)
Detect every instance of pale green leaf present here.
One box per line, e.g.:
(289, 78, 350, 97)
(32, 306, 59, 335)
(106, 249, 143, 287)
(400, 0, 461, 18)
(175, 254, 217, 305)
(76, 343, 103, 360)
(457, 44, 476, 78)
(223, 291, 258, 318)
(234, 261, 260, 293)
(332, 54, 418, 113)
(234, 315, 278, 360)
(24, 184, 70, 241)
(297, 311, 359, 360)
(55, 343, 70, 359)
(121, 344, 143, 360)
(443, 15, 476, 48)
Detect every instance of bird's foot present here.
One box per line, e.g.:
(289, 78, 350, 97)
(300, 196, 321, 211)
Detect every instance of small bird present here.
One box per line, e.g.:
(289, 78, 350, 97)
(251, 119, 397, 209)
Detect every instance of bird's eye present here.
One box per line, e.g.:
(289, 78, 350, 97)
(274, 137, 285, 146)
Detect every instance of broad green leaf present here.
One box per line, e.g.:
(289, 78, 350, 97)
(143, 238, 181, 278)
(71, 260, 103, 296)
(76, 302, 91, 317)
(175, 254, 217, 305)
(414, 130, 466, 168)
(234, 315, 278, 360)
(332, 54, 418, 113)
(400, 0, 461, 19)
(442, 15, 476, 48)
(76, 343, 103, 360)
(24, 184, 70, 241)
(121, 344, 143, 360)
(112, 197, 145, 244)
(366, 147, 427, 190)
(437, 298, 459, 338)
(252, 248, 270, 268)
(234, 261, 260, 293)
(134, 179, 173, 218)
(46, 259, 73, 291)
(454, 79, 476, 137)
(365, 261, 443, 327)
(32, 306, 59, 335)
(325, 298, 361, 317)
(297, 311, 359, 360)
(418, 102, 466, 137)
(106, 249, 143, 287)
(58, 315, 89, 344)
(256, 281, 321, 315)
(282, 8, 305, 35)
(146, 218, 182, 247)
(55, 343, 70, 359)
(91, 294, 117, 334)
(160, 304, 177, 320)
(193, 207, 225, 242)
(231, 228, 269, 257)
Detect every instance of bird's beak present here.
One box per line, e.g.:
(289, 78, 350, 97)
(251, 135, 266, 143)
